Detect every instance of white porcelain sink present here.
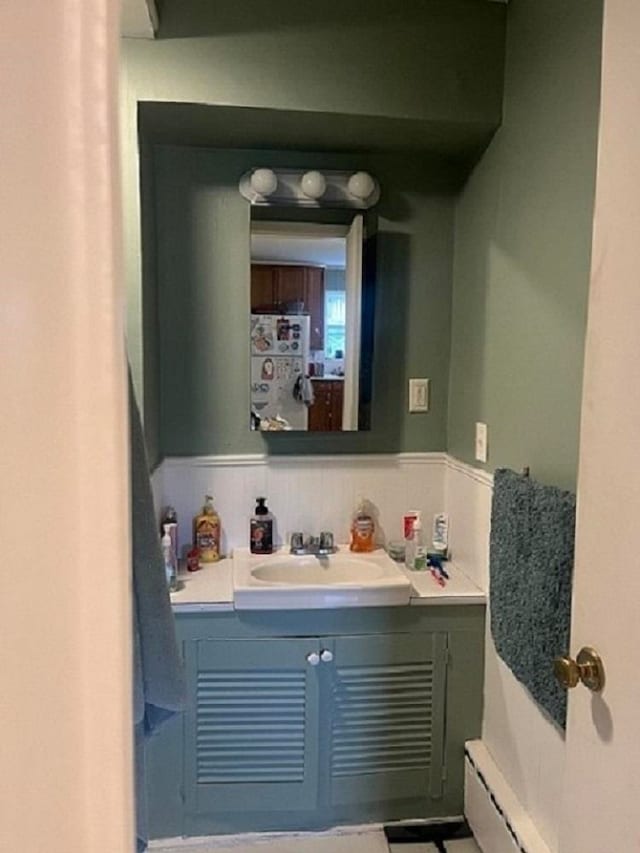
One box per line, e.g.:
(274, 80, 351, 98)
(233, 547, 411, 610)
(251, 556, 385, 585)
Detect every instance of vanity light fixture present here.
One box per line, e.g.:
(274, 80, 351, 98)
(239, 167, 380, 208)
(250, 167, 278, 197)
(300, 170, 327, 199)
(347, 171, 376, 201)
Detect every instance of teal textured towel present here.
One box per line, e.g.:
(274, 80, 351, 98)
(490, 468, 575, 730)
(131, 371, 185, 850)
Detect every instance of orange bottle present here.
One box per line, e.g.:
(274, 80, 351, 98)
(350, 498, 376, 553)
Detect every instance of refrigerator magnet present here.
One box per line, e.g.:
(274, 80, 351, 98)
(261, 358, 275, 381)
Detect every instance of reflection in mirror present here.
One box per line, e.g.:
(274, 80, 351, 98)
(249, 215, 373, 433)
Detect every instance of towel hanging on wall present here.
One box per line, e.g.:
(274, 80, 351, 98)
(489, 468, 576, 729)
(130, 369, 185, 850)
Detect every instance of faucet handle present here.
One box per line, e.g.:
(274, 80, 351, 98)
(290, 532, 304, 553)
(319, 531, 334, 552)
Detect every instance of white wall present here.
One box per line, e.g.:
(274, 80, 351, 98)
(0, 3, 133, 852)
(446, 460, 564, 853)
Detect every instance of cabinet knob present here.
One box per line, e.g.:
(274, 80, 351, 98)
(320, 650, 334, 663)
(306, 652, 320, 666)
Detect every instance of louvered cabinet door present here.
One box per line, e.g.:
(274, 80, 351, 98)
(184, 638, 320, 821)
(327, 633, 448, 809)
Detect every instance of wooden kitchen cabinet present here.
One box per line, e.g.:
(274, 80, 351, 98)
(249, 264, 276, 312)
(308, 379, 344, 431)
(251, 264, 325, 351)
(302, 267, 324, 351)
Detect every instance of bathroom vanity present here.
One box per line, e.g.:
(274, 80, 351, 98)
(147, 555, 485, 840)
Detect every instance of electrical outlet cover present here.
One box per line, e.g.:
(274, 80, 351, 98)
(409, 378, 430, 413)
(475, 422, 488, 463)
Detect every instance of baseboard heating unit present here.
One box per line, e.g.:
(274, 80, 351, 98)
(464, 741, 553, 853)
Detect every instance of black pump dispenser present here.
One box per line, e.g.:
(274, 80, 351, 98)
(250, 497, 274, 554)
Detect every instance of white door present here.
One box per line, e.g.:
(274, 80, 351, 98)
(559, 2, 640, 850)
(0, 3, 133, 853)
(342, 214, 364, 431)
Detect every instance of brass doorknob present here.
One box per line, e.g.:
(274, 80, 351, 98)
(553, 646, 605, 693)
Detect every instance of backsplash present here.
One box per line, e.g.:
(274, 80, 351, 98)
(444, 456, 492, 592)
(151, 452, 446, 557)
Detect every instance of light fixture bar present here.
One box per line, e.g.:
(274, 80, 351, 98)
(239, 167, 380, 209)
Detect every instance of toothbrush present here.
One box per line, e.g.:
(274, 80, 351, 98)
(430, 567, 447, 588)
(428, 556, 449, 580)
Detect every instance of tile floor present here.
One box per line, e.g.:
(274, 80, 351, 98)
(151, 829, 482, 853)
(152, 828, 388, 853)
(388, 840, 481, 853)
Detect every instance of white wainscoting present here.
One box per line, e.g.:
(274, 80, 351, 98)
(152, 452, 446, 557)
(445, 460, 566, 853)
(444, 457, 493, 592)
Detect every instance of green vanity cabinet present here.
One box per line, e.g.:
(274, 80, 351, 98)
(327, 632, 448, 815)
(184, 637, 321, 824)
(146, 605, 484, 840)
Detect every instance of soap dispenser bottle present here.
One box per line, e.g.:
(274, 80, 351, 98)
(350, 497, 376, 553)
(193, 495, 221, 563)
(250, 497, 274, 554)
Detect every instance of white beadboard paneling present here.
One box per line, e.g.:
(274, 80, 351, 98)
(445, 455, 565, 853)
(403, 456, 447, 547)
(157, 453, 447, 553)
(482, 630, 544, 822)
(531, 720, 565, 853)
(444, 458, 492, 592)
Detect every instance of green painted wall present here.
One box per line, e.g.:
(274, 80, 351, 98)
(139, 140, 162, 467)
(120, 1, 506, 454)
(447, 0, 603, 490)
(154, 146, 456, 455)
(135, 0, 505, 126)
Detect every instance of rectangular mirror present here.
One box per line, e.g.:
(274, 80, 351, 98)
(249, 211, 375, 432)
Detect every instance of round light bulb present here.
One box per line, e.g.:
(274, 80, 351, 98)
(300, 170, 327, 199)
(250, 168, 278, 197)
(347, 171, 375, 201)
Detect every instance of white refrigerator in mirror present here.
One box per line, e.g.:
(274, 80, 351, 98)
(250, 314, 311, 430)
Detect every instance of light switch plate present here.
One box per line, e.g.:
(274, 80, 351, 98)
(409, 378, 430, 413)
(475, 421, 488, 462)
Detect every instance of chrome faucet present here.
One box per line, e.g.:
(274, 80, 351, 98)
(290, 531, 336, 556)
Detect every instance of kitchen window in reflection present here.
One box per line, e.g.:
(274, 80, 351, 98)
(325, 289, 346, 359)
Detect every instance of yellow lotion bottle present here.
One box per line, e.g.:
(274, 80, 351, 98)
(194, 495, 221, 562)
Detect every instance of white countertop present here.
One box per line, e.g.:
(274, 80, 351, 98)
(398, 561, 486, 606)
(170, 557, 235, 612)
(170, 549, 485, 612)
